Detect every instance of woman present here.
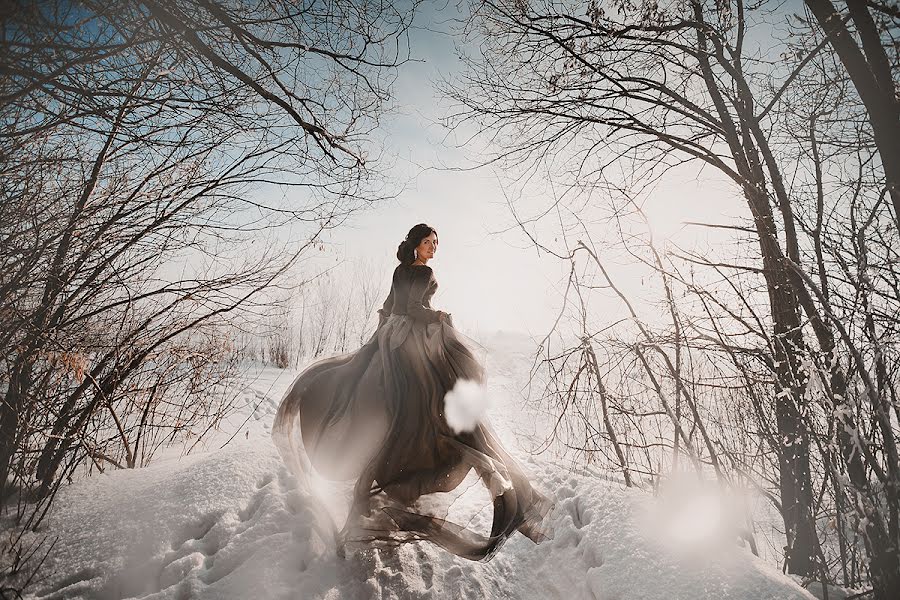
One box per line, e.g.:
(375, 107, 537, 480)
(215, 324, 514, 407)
(272, 223, 553, 561)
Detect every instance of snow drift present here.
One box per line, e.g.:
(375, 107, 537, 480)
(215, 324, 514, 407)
(18, 340, 815, 600)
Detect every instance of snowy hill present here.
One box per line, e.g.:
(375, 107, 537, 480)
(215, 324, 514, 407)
(21, 336, 815, 600)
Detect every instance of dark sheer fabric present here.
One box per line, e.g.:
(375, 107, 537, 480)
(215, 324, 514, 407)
(272, 263, 553, 561)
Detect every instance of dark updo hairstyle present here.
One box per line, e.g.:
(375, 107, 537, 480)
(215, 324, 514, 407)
(396, 223, 438, 265)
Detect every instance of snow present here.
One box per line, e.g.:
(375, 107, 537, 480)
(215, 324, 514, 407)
(20, 334, 815, 600)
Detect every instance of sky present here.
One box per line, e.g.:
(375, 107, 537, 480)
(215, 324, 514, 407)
(297, 2, 751, 337)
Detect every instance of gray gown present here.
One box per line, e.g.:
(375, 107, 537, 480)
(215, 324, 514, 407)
(272, 263, 553, 561)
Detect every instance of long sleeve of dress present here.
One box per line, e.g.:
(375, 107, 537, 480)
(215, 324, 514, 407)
(406, 268, 442, 324)
(377, 286, 394, 328)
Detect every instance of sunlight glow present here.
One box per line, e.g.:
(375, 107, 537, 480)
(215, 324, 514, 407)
(644, 476, 750, 556)
(664, 489, 724, 545)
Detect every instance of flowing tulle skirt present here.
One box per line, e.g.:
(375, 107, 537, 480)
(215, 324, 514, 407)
(272, 314, 553, 561)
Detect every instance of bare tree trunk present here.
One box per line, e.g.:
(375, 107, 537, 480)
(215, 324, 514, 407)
(789, 260, 900, 599)
(804, 0, 900, 230)
(693, 3, 819, 572)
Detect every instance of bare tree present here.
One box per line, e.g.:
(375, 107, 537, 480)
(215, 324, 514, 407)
(449, 0, 898, 595)
(0, 0, 416, 589)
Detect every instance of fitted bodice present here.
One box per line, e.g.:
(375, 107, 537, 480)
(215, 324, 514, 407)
(378, 264, 441, 324)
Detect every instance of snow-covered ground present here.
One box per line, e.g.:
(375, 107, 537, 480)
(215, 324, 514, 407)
(21, 332, 815, 600)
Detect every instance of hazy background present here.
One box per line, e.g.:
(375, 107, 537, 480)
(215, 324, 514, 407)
(285, 2, 747, 336)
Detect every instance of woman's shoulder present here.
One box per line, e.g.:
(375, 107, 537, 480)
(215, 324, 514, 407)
(396, 263, 434, 276)
(413, 265, 435, 281)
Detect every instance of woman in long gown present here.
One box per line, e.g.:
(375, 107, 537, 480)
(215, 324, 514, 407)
(272, 223, 553, 561)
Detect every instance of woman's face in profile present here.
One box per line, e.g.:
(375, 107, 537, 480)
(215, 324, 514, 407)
(416, 232, 438, 261)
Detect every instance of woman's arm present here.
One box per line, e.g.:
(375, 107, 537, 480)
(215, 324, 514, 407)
(376, 285, 394, 328)
(406, 267, 444, 324)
